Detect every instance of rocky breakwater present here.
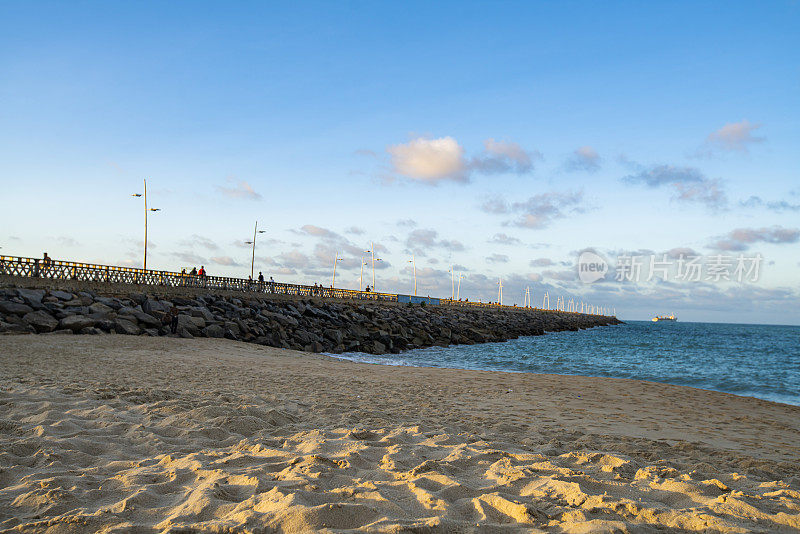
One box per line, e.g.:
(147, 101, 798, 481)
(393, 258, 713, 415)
(0, 287, 621, 354)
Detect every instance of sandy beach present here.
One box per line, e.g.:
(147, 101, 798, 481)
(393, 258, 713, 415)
(1, 335, 799, 533)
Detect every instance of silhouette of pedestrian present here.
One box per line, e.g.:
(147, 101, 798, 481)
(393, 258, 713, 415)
(169, 307, 179, 334)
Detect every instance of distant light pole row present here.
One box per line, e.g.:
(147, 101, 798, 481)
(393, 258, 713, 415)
(332, 244, 383, 291)
(126, 185, 611, 312)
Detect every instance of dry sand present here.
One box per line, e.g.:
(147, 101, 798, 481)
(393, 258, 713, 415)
(1, 335, 799, 533)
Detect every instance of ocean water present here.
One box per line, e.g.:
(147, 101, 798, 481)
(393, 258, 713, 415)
(331, 321, 800, 406)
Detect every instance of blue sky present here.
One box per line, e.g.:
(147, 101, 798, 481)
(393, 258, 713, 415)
(1, 1, 798, 324)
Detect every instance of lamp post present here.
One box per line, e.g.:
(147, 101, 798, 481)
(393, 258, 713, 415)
(359, 257, 367, 291)
(408, 255, 416, 296)
(331, 252, 338, 288)
(364, 242, 381, 290)
(373, 257, 382, 290)
(243, 220, 267, 279)
(131, 178, 160, 270)
(456, 273, 465, 300)
(448, 265, 455, 300)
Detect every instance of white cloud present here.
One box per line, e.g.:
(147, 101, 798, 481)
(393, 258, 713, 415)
(172, 252, 207, 265)
(470, 139, 539, 174)
(210, 256, 242, 266)
(489, 233, 521, 245)
(216, 178, 262, 200)
(672, 178, 727, 210)
(56, 236, 81, 247)
(388, 136, 467, 183)
(565, 146, 601, 172)
(405, 228, 465, 256)
(708, 226, 800, 251)
(665, 247, 699, 259)
(179, 234, 219, 250)
(276, 250, 310, 269)
(739, 196, 800, 212)
(300, 225, 336, 238)
(481, 191, 584, 229)
(486, 253, 509, 263)
(386, 136, 539, 184)
(706, 120, 765, 152)
(623, 163, 727, 211)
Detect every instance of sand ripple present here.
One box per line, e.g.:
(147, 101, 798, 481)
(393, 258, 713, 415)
(1, 336, 799, 532)
(1, 383, 798, 533)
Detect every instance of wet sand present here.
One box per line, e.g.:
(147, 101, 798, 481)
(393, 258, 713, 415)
(1, 335, 799, 532)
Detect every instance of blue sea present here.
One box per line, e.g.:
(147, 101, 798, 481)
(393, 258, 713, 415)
(332, 321, 800, 406)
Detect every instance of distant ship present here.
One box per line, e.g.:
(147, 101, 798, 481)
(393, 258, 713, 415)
(652, 314, 677, 322)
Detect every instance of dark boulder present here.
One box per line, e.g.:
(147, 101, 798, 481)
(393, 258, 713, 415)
(114, 318, 141, 335)
(203, 324, 225, 338)
(58, 315, 97, 332)
(16, 288, 46, 306)
(22, 310, 59, 333)
(0, 301, 34, 316)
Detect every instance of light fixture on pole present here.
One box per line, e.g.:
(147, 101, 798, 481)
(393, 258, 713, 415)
(131, 178, 160, 270)
(408, 255, 417, 296)
(244, 220, 267, 279)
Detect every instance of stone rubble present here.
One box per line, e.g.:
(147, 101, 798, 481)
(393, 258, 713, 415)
(0, 287, 621, 354)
